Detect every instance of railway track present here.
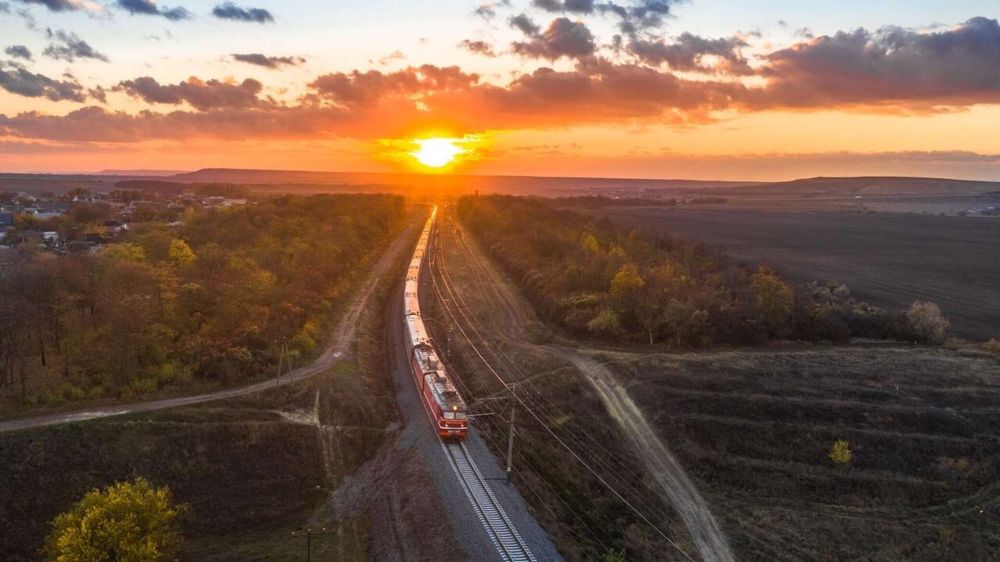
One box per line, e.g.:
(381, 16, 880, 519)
(441, 440, 537, 562)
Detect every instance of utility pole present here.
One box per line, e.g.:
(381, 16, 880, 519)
(506, 383, 516, 484)
(275, 341, 290, 387)
(291, 527, 335, 561)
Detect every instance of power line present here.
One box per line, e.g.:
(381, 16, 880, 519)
(427, 211, 696, 562)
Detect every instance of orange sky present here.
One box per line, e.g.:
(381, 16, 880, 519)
(2, 2, 1000, 180)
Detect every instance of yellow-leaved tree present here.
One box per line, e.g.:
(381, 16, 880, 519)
(44, 477, 186, 562)
(828, 439, 853, 465)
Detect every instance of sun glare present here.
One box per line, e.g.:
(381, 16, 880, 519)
(411, 138, 465, 168)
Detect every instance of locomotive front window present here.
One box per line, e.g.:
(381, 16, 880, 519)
(455, 412, 467, 420)
(443, 411, 455, 419)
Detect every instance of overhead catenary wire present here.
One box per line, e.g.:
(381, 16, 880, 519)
(430, 217, 689, 525)
(426, 210, 697, 562)
(429, 216, 683, 528)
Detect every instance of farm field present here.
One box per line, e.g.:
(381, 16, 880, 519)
(596, 346, 1000, 561)
(593, 207, 1000, 340)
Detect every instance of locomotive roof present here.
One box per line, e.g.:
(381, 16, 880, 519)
(414, 344, 465, 412)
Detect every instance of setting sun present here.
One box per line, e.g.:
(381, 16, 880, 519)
(411, 138, 465, 168)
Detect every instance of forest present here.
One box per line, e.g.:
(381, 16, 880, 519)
(0, 194, 405, 411)
(456, 195, 948, 347)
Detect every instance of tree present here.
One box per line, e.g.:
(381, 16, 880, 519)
(44, 477, 186, 562)
(166, 239, 196, 268)
(587, 307, 622, 337)
(828, 439, 853, 465)
(751, 266, 794, 337)
(905, 301, 950, 344)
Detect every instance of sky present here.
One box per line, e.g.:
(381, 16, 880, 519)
(1, 0, 1000, 180)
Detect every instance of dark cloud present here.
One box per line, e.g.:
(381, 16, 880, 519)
(757, 17, 1000, 109)
(115, 76, 266, 110)
(308, 65, 480, 108)
(212, 2, 273, 23)
(600, 0, 682, 35)
(512, 17, 596, 59)
(0, 61, 85, 101)
(629, 33, 751, 74)
(116, 0, 192, 21)
(459, 39, 497, 57)
(473, 1, 510, 21)
(509, 13, 540, 36)
(43, 29, 109, 62)
(14, 0, 89, 12)
(5, 45, 32, 60)
(532, 0, 594, 14)
(231, 53, 304, 69)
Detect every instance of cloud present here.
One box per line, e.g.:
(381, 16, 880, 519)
(116, 0, 192, 21)
(7, 18, 1000, 146)
(629, 33, 751, 74)
(308, 64, 480, 108)
(0, 61, 85, 101)
(473, 1, 509, 21)
(231, 53, 304, 69)
(755, 17, 1000, 109)
(115, 76, 266, 110)
(599, 0, 682, 35)
(459, 39, 497, 57)
(43, 29, 109, 62)
(509, 13, 540, 36)
(512, 17, 596, 59)
(532, 0, 594, 14)
(5, 44, 32, 60)
(14, 0, 97, 12)
(0, 2, 9, 13)
(212, 2, 273, 23)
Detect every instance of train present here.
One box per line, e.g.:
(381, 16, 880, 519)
(403, 205, 469, 440)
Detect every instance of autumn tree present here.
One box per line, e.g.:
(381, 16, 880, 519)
(751, 266, 794, 337)
(44, 478, 186, 562)
(905, 301, 950, 344)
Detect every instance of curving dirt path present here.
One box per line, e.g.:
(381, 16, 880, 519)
(542, 346, 736, 562)
(444, 212, 736, 562)
(0, 216, 422, 434)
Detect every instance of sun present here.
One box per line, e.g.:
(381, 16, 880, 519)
(410, 138, 465, 168)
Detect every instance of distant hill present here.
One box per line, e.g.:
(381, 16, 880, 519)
(715, 176, 1000, 197)
(166, 168, 757, 195)
(3, 168, 999, 198)
(97, 169, 186, 176)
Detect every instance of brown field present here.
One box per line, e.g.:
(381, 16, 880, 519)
(592, 207, 1000, 340)
(598, 346, 1000, 561)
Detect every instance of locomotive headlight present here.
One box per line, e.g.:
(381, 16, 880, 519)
(452, 405, 458, 411)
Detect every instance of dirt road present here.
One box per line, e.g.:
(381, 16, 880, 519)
(543, 346, 736, 562)
(442, 212, 736, 562)
(0, 216, 422, 434)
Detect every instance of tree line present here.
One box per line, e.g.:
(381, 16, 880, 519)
(0, 194, 405, 407)
(456, 195, 948, 347)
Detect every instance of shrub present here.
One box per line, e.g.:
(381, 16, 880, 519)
(828, 439, 853, 465)
(905, 301, 950, 344)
